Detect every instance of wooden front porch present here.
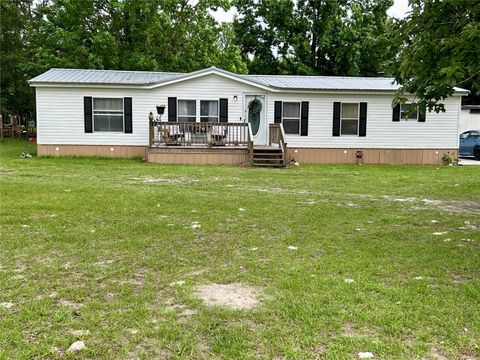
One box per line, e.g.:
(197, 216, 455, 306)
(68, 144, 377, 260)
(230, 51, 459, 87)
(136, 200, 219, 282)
(147, 121, 287, 167)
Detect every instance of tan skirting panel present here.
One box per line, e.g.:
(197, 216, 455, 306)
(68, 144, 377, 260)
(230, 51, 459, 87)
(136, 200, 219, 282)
(38, 144, 456, 165)
(37, 144, 148, 159)
(147, 147, 249, 165)
(287, 148, 458, 165)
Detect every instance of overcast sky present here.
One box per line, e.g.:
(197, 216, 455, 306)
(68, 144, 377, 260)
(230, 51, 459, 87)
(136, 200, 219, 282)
(213, 0, 411, 23)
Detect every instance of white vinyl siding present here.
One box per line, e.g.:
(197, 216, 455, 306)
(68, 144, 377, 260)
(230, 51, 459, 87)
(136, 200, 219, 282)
(35, 73, 461, 149)
(35, 74, 260, 146)
(266, 94, 460, 149)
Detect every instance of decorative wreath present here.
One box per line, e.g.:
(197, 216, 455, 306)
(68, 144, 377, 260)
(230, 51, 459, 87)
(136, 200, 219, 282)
(248, 98, 262, 114)
(248, 98, 262, 135)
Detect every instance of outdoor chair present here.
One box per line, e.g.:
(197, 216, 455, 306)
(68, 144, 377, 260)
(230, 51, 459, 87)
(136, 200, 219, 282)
(210, 124, 228, 146)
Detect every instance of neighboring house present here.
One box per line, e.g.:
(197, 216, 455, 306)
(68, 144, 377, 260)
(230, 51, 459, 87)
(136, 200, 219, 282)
(29, 67, 468, 166)
(460, 105, 480, 134)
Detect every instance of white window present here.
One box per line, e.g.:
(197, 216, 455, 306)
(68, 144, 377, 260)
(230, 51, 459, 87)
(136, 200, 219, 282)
(283, 102, 301, 135)
(178, 100, 196, 122)
(400, 103, 418, 120)
(341, 103, 359, 135)
(200, 100, 219, 122)
(93, 98, 123, 132)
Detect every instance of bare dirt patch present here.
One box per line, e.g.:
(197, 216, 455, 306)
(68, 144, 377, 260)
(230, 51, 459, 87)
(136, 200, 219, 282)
(383, 196, 480, 215)
(343, 322, 357, 337)
(194, 283, 262, 310)
(129, 176, 199, 185)
(342, 322, 377, 338)
(125, 342, 172, 360)
(459, 349, 479, 360)
(165, 304, 198, 317)
(437, 201, 480, 216)
(58, 299, 83, 311)
(0, 302, 14, 310)
(93, 259, 113, 267)
(423, 346, 449, 360)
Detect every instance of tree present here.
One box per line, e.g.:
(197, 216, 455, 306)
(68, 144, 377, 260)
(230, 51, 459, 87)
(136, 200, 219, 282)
(233, 0, 294, 74)
(1, 0, 247, 115)
(233, 0, 397, 76)
(392, 0, 480, 112)
(0, 0, 36, 115)
(336, 0, 398, 76)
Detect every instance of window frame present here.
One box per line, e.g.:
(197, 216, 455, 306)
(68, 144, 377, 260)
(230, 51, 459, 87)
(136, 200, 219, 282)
(177, 99, 197, 122)
(282, 101, 301, 135)
(400, 103, 419, 121)
(200, 100, 219, 122)
(92, 97, 124, 133)
(340, 102, 360, 136)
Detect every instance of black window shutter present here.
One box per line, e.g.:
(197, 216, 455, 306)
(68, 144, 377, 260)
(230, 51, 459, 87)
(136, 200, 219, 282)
(274, 101, 282, 123)
(392, 104, 400, 122)
(168, 97, 177, 122)
(219, 98, 228, 122)
(418, 103, 426, 122)
(332, 102, 341, 136)
(300, 101, 309, 136)
(84, 96, 93, 133)
(359, 102, 367, 137)
(124, 97, 132, 133)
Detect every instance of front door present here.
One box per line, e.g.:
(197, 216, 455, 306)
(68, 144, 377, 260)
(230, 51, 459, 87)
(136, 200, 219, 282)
(245, 94, 267, 145)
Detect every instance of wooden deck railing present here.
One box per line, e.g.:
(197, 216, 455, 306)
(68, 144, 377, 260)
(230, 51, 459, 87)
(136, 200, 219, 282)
(269, 123, 287, 161)
(247, 122, 254, 165)
(150, 121, 251, 148)
(148, 120, 282, 167)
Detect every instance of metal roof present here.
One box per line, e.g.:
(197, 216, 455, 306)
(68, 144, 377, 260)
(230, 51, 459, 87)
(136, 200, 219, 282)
(29, 68, 181, 85)
(241, 74, 398, 91)
(29, 67, 468, 94)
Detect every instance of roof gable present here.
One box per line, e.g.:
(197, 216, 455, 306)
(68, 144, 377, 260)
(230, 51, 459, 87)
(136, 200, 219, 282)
(144, 67, 273, 91)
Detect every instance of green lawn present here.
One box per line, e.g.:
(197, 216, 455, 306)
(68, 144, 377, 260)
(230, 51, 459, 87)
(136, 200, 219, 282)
(1, 139, 479, 359)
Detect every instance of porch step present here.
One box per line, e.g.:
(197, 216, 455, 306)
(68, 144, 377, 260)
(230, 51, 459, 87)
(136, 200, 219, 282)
(252, 147, 285, 168)
(252, 162, 284, 167)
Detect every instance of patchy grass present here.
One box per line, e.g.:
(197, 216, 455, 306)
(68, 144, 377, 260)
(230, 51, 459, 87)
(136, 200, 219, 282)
(0, 139, 479, 359)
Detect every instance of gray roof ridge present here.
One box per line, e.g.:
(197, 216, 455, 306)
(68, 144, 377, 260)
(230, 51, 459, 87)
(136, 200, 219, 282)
(47, 68, 184, 75)
(242, 73, 395, 80)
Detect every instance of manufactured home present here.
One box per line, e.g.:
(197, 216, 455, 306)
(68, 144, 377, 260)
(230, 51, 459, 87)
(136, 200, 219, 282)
(29, 67, 467, 166)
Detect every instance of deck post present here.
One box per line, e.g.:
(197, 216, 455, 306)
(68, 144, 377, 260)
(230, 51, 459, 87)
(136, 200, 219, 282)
(149, 116, 154, 147)
(247, 122, 254, 166)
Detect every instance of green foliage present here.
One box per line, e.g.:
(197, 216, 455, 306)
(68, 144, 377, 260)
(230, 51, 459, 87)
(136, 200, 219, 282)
(25, 0, 246, 73)
(1, 0, 247, 115)
(392, 0, 480, 112)
(233, 0, 397, 76)
(0, 0, 36, 115)
(2, 0, 478, 116)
